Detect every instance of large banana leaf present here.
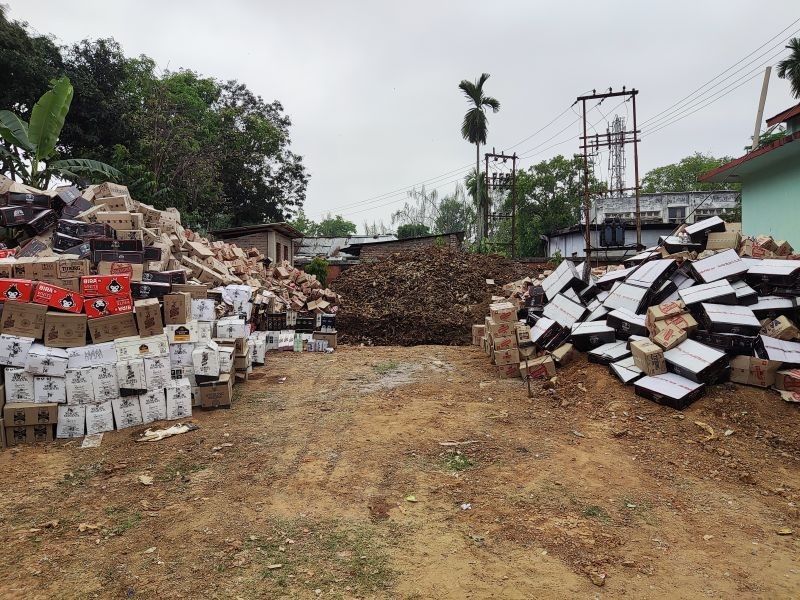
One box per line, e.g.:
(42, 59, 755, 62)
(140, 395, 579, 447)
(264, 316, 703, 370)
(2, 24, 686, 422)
(47, 158, 121, 181)
(0, 110, 33, 152)
(28, 76, 73, 161)
(0, 145, 30, 179)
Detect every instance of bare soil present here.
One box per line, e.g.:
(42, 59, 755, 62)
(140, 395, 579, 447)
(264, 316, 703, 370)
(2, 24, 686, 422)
(1, 346, 799, 599)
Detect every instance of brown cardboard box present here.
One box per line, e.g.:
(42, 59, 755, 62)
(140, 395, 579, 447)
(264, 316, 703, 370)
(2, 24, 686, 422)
(134, 298, 164, 336)
(1, 302, 47, 337)
(519, 355, 556, 379)
(471, 324, 485, 345)
(764, 316, 799, 341)
(485, 317, 515, 337)
(739, 238, 770, 258)
(774, 369, 800, 392)
(652, 312, 698, 335)
(4, 423, 55, 445)
(43, 312, 88, 348)
(97, 261, 144, 281)
(4, 402, 58, 425)
(755, 235, 778, 252)
(652, 323, 688, 350)
(519, 345, 542, 359)
(96, 211, 135, 231)
(198, 373, 233, 408)
(646, 300, 687, 331)
(312, 331, 337, 349)
(729, 356, 781, 387)
(57, 258, 90, 279)
(630, 339, 667, 375)
(93, 195, 130, 212)
(549, 342, 576, 366)
(705, 231, 742, 251)
(163, 292, 192, 325)
(493, 347, 519, 366)
(492, 334, 517, 351)
(774, 240, 794, 257)
(87, 312, 138, 343)
(495, 363, 519, 379)
(489, 302, 516, 324)
(171, 284, 208, 299)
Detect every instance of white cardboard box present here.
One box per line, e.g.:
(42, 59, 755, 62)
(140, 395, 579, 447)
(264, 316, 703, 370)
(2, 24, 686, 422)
(85, 401, 115, 434)
(215, 318, 248, 340)
(191, 299, 216, 322)
(65, 368, 95, 405)
(67, 342, 117, 369)
(26, 344, 69, 377)
(57, 404, 86, 438)
(5, 366, 34, 403)
(111, 396, 143, 429)
(115, 334, 170, 361)
(165, 378, 192, 420)
(0, 334, 34, 367)
(34, 376, 66, 404)
(116, 358, 146, 390)
(139, 389, 167, 424)
(192, 340, 220, 377)
(91, 364, 120, 402)
(197, 321, 213, 344)
(164, 322, 199, 344)
(144, 356, 171, 389)
(169, 343, 195, 366)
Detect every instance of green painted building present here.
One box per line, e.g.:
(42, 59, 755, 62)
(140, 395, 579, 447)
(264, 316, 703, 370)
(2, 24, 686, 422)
(700, 102, 800, 248)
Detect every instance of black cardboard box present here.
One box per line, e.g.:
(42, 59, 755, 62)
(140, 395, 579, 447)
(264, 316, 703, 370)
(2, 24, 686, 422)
(634, 372, 705, 410)
(663, 339, 730, 384)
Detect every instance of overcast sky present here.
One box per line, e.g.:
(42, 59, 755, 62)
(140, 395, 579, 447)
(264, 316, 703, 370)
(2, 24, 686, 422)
(10, 1, 800, 231)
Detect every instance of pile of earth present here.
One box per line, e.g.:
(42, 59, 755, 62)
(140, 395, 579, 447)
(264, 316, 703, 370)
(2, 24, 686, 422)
(330, 246, 546, 346)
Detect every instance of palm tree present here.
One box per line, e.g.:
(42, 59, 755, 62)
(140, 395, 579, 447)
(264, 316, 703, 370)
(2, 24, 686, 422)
(777, 37, 800, 99)
(458, 73, 499, 242)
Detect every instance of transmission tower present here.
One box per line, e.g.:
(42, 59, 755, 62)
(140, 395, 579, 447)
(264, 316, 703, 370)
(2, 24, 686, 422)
(608, 115, 626, 194)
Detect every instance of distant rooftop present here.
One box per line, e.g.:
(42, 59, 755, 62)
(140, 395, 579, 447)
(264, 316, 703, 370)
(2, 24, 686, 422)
(295, 234, 397, 262)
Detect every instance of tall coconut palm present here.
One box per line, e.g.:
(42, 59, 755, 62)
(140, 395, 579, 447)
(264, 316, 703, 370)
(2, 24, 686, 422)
(459, 73, 499, 242)
(777, 37, 800, 99)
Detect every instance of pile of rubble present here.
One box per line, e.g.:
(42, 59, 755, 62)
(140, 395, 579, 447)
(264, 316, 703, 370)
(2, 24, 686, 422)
(474, 216, 800, 408)
(332, 246, 539, 346)
(0, 177, 339, 447)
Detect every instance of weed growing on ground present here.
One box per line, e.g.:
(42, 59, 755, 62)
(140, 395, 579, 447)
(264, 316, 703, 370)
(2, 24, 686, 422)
(104, 506, 142, 535)
(582, 505, 610, 521)
(441, 451, 473, 472)
(373, 361, 399, 375)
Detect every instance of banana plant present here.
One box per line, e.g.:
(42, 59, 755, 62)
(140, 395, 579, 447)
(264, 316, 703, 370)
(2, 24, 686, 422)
(0, 76, 121, 188)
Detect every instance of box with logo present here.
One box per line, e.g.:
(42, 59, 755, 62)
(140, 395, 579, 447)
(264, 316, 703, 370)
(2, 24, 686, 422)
(197, 321, 214, 344)
(1, 302, 47, 338)
(166, 378, 192, 420)
(56, 258, 90, 279)
(764, 316, 799, 341)
(691, 249, 748, 284)
(693, 330, 756, 355)
(519, 355, 556, 379)
(664, 339, 730, 384)
(67, 342, 116, 369)
(652, 322, 688, 350)
(139, 390, 167, 424)
(191, 298, 216, 322)
(645, 300, 687, 329)
(33, 376, 65, 404)
(130, 281, 171, 300)
(169, 343, 195, 366)
(0, 334, 34, 367)
(6, 191, 54, 209)
(729, 355, 781, 388)
(27, 209, 58, 234)
(87, 312, 137, 344)
(198, 373, 233, 408)
(43, 312, 88, 348)
(634, 372, 705, 410)
(164, 321, 199, 344)
(65, 368, 95, 405)
(4, 401, 57, 426)
(111, 396, 143, 429)
(192, 340, 220, 380)
(0, 205, 34, 226)
(163, 292, 191, 325)
(116, 358, 146, 393)
(142, 356, 171, 389)
(135, 298, 164, 336)
(85, 401, 114, 434)
(26, 344, 69, 377)
(218, 346, 234, 373)
(570, 321, 616, 352)
(95, 211, 136, 231)
(171, 283, 208, 299)
(755, 335, 800, 366)
(32, 282, 84, 313)
(774, 369, 800, 391)
(494, 363, 519, 379)
(493, 347, 520, 366)
(630, 339, 667, 375)
(5, 367, 35, 403)
(97, 261, 144, 282)
(0, 279, 33, 302)
(489, 302, 517, 324)
(233, 351, 252, 372)
(81, 274, 131, 298)
(4, 423, 55, 445)
(83, 294, 133, 319)
(57, 404, 86, 438)
(250, 335, 266, 365)
(92, 249, 145, 265)
(90, 237, 143, 253)
(91, 364, 120, 402)
(215, 318, 248, 340)
(492, 334, 517, 352)
(114, 334, 169, 361)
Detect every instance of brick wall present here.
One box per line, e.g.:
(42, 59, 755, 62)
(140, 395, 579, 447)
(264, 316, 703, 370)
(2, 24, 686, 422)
(359, 233, 461, 262)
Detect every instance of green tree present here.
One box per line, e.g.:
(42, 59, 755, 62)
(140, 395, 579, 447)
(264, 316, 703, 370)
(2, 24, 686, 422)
(434, 184, 474, 236)
(304, 256, 329, 287)
(0, 76, 120, 187)
(317, 214, 356, 237)
(777, 37, 800, 99)
(458, 73, 499, 243)
(397, 223, 430, 239)
(642, 153, 739, 193)
(289, 209, 318, 235)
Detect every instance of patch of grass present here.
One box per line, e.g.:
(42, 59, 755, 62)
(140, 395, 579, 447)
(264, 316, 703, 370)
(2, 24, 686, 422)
(157, 456, 207, 482)
(441, 451, 473, 472)
(582, 505, 610, 521)
(373, 361, 399, 375)
(59, 463, 102, 487)
(248, 516, 396, 596)
(104, 506, 142, 535)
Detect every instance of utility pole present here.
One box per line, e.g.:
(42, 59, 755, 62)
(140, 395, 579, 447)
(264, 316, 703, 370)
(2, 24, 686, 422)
(485, 149, 517, 257)
(751, 67, 772, 152)
(577, 87, 642, 273)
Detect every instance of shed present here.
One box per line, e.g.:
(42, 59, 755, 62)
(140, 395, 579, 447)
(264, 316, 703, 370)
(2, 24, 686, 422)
(211, 222, 303, 266)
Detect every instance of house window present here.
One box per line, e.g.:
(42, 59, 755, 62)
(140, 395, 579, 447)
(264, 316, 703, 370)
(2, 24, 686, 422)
(668, 206, 686, 223)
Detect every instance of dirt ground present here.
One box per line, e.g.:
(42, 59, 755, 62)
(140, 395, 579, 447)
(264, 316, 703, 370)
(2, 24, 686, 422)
(1, 345, 799, 600)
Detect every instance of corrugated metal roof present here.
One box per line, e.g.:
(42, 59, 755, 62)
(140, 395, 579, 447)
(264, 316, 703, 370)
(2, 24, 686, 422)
(295, 234, 397, 258)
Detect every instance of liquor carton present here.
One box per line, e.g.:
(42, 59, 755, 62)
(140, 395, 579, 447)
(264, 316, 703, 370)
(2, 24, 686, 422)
(84, 294, 134, 319)
(87, 312, 138, 343)
(587, 341, 631, 365)
(85, 401, 115, 434)
(26, 344, 69, 377)
(165, 378, 192, 420)
(729, 356, 781, 388)
(57, 404, 86, 438)
(91, 364, 120, 402)
(139, 389, 167, 424)
(65, 368, 95, 405)
(5, 367, 35, 403)
(81, 274, 131, 297)
(163, 292, 192, 325)
(0, 334, 34, 367)
(111, 396, 143, 429)
(634, 372, 705, 410)
(1, 302, 47, 338)
(198, 373, 233, 408)
(630, 339, 667, 375)
(32, 282, 83, 313)
(664, 339, 729, 384)
(519, 355, 556, 379)
(33, 376, 66, 404)
(569, 321, 615, 352)
(116, 358, 147, 392)
(43, 312, 88, 348)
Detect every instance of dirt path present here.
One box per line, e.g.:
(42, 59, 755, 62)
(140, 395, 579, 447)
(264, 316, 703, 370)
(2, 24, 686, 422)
(1, 345, 799, 599)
